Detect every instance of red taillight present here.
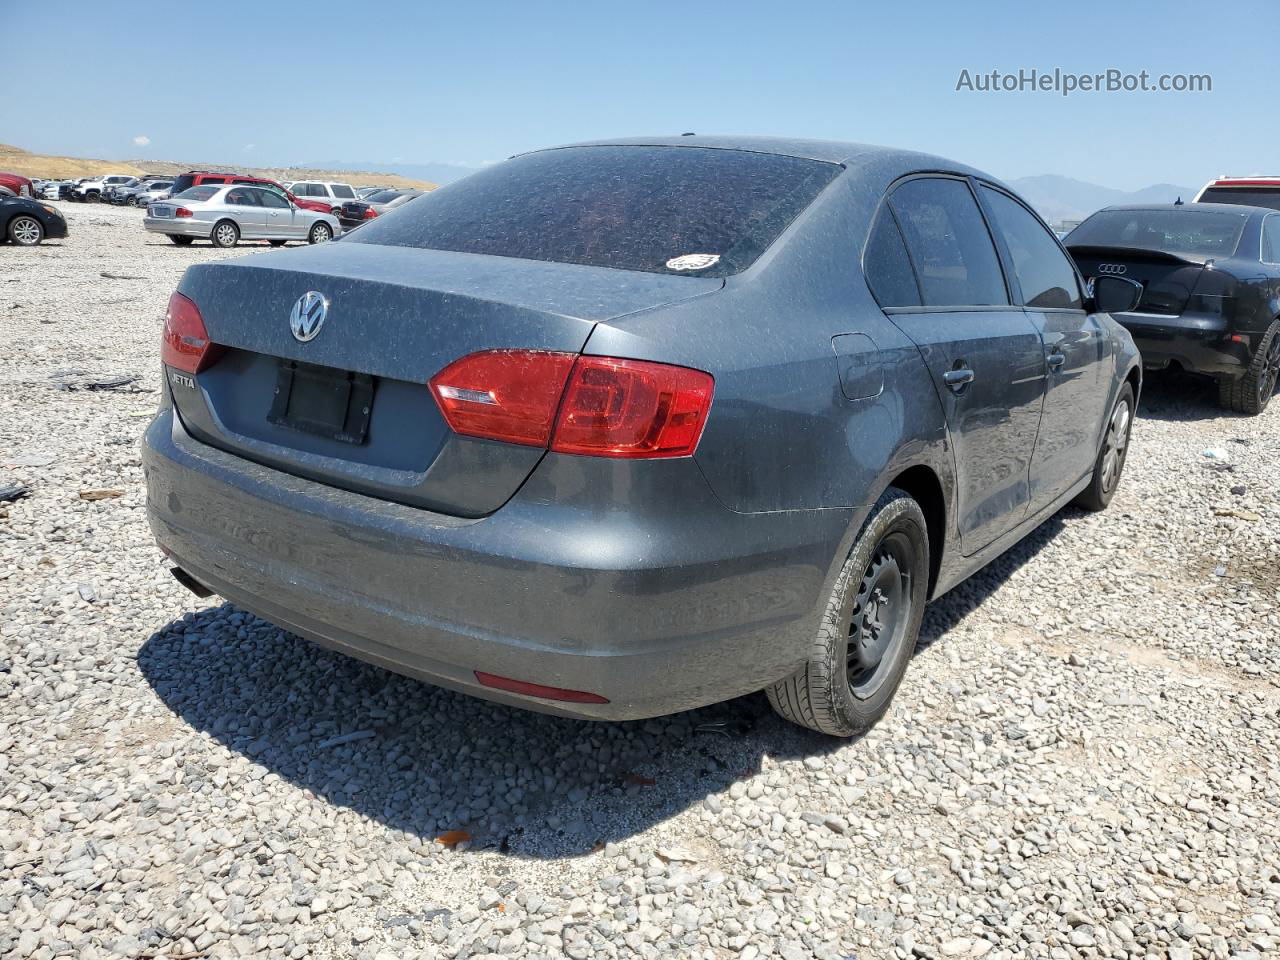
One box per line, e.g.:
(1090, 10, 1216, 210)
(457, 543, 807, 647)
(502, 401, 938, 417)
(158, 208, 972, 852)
(429, 350, 713, 458)
(474, 671, 609, 704)
(552, 357, 713, 459)
(429, 350, 577, 447)
(174, 207, 193, 218)
(363, 207, 378, 220)
(161, 292, 221, 374)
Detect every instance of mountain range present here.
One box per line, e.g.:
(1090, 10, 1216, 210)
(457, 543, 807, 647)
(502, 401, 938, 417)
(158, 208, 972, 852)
(1007, 174, 1197, 226)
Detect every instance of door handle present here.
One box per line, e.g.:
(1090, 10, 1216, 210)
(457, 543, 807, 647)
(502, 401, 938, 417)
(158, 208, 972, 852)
(943, 368, 975, 391)
(1047, 351, 1066, 370)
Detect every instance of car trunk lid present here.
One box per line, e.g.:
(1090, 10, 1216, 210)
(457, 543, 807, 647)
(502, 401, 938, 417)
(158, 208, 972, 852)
(170, 242, 721, 516)
(1067, 244, 1209, 316)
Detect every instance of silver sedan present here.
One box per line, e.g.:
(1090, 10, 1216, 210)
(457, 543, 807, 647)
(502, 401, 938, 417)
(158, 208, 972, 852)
(144, 184, 341, 248)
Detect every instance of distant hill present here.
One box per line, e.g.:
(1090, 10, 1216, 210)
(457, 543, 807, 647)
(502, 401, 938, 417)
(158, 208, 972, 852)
(1009, 174, 1197, 225)
(301, 159, 481, 186)
(0, 143, 436, 190)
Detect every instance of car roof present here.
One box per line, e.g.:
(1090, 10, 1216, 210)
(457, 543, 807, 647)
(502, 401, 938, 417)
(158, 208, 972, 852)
(525, 134, 996, 176)
(1204, 177, 1280, 186)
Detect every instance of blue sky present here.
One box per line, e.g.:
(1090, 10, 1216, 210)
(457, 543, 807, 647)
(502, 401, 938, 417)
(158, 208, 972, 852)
(7, 0, 1277, 190)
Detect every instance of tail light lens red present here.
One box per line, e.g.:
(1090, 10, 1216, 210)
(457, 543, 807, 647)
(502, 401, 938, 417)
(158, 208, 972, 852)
(161, 292, 221, 374)
(175, 207, 193, 218)
(363, 207, 378, 220)
(429, 350, 714, 458)
(430, 350, 577, 447)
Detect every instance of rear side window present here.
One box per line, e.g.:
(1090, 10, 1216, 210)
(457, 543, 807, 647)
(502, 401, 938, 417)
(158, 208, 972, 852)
(863, 207, 921, 307)
(889, 178, 1008, 307)
(331, 184, 355, 199)
(346, 145, 843, 277)
(979, 186, 1082, 309)
(1197, 187, 1280, 212)
(1263, 216, 1280, 264)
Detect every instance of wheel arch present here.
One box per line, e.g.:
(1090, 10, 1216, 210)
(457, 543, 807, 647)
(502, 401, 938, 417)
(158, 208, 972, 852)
(884, 464, 946, 600)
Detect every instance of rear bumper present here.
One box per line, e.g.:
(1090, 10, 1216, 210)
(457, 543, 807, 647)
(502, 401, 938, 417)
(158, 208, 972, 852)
(1116, 312, 1249, 376)
(141, 407, 853, 720)
(145, 217, 209, 238)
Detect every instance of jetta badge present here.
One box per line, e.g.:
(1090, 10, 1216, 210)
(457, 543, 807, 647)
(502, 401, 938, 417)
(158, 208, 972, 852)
(289, 291, 329, 342)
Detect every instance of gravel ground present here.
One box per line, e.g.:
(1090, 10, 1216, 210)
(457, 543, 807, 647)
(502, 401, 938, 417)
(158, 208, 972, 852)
(2, 201, 1278, 960)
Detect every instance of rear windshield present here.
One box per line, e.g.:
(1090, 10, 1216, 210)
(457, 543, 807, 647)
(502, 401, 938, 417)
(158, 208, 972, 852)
(346, 145, 843, 276)
(1197, 187, 1280, 212)
(175, 186, 219, 202)
(1067, 208, 1247, 258)
(171, 175, 196, 194)
(365, 189, 402, 204)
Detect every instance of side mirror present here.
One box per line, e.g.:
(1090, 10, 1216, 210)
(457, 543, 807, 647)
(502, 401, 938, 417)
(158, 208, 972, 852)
(1088, 275, 1142, 314)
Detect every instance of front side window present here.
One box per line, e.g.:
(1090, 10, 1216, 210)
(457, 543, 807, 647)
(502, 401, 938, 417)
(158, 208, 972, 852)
(888, 177, 1008, 307)
(346, 145, 843, 277)
(256, 188, 288, 209)
(979, 186, 1082, 309)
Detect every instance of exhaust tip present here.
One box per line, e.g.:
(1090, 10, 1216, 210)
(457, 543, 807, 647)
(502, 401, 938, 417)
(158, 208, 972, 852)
(169, 566, 214, 599)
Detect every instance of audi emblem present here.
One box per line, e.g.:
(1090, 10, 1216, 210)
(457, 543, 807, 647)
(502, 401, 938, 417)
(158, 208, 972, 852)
(289, 291, 329, 342)
(1097, 263, 1127, 275)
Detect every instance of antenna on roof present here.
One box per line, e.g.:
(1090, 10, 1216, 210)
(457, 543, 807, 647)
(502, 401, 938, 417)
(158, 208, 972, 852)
(1174, 196, 1183, 205)
(680, 132, 696, 137)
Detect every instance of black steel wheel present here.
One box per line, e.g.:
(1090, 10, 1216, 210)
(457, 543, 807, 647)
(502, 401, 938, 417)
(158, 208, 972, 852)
(768, 488, 929, 737)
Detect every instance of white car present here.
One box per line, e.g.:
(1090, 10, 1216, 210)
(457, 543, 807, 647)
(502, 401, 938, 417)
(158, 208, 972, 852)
(286, 180, 358, 213)
(144, 183, 341, 248)
(73, 174, 137, 202)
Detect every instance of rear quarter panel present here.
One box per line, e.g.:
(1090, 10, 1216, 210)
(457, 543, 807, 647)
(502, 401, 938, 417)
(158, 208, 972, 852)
(583, 164, 956, 522)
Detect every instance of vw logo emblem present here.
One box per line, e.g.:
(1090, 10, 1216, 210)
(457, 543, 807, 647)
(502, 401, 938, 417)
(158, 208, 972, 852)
(289, 291, 329, 342)
(1098, 263, 1127, 275)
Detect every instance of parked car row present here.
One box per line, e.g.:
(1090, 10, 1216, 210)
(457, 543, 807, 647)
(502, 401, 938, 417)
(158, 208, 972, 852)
(1063, 176, 1280, 415)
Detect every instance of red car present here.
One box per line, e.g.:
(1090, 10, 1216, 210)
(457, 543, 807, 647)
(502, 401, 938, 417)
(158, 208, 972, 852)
(0, 172, 34, 197)
(167, 171, 330, 213)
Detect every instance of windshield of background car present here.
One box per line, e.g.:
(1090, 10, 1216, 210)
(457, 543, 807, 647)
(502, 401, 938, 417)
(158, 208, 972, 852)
(175, 186, 219, 202)
(346, 145, 843, 276)
(1196, 187, 1280, 212)
(1067, 209, 1247, 258)
(365, 190, 402, 203)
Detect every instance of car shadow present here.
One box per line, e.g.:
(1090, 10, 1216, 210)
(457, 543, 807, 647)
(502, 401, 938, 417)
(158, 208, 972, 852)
(137, 510, 1065, 859)
(1137, 367, 1272, 423)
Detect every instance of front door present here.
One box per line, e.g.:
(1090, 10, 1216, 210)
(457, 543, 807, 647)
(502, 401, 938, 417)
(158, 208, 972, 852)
(255, 187, 295, 238)
(884, 176, 1048, 554)
(976, 184, 1108, 508)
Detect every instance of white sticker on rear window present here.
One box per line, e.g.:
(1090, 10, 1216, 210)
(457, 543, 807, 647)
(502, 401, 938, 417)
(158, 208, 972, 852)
(666, 253, 720, 271)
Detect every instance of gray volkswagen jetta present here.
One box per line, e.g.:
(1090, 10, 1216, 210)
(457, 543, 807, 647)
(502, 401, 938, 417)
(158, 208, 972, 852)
(142, 136, 1143, 736)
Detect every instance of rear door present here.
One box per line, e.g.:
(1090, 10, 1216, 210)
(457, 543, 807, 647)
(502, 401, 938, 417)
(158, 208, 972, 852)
(977, 184, 1106, 509)
(224, 187, 266, 235)
(879, 176, 1047, 554)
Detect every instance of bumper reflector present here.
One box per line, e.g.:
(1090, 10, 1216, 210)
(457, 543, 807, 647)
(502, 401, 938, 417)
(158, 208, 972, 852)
(474, 671, 610, 704)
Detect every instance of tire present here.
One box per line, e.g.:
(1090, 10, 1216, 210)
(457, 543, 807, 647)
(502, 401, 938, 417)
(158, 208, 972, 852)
(268, 239, 288, 247)
(308, 221, 333, 244)
(1218, 320, 1280, 415)
(211, 220, 239, 248)
(167, 234, 194, 246)
(126, 196, 138, 207)
(767, 489, 929, 737)
(1074, 382, 1135, 512)
(8, 215, 44, 246)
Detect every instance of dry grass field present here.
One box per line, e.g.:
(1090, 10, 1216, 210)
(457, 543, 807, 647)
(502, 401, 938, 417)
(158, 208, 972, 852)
(0, 143, 437, 190)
